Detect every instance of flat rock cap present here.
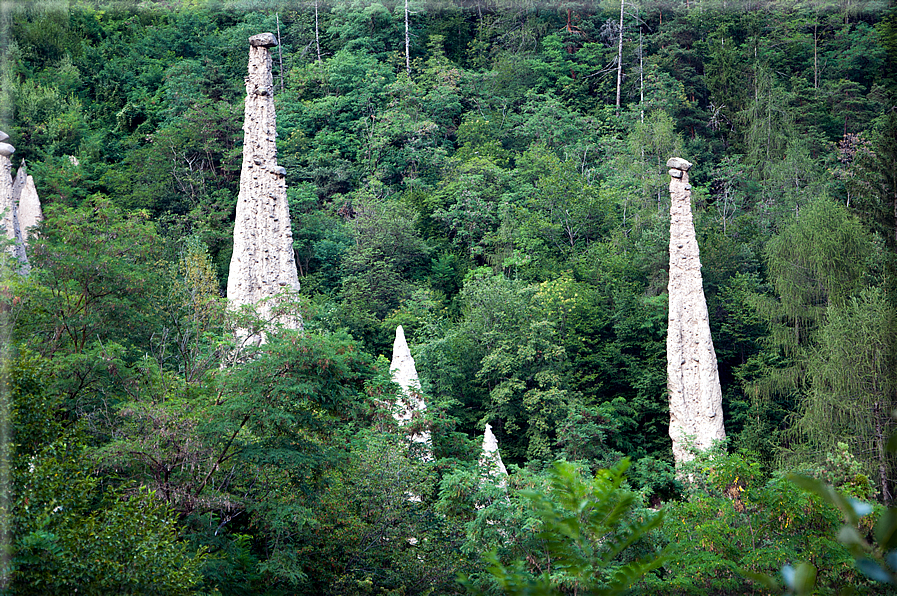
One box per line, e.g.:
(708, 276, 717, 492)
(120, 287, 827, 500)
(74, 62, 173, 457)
(0, 142, 15, 157)
(0, 131, 8, 142)
(666, 157, 693, 171)
(249, 33, 278, 48)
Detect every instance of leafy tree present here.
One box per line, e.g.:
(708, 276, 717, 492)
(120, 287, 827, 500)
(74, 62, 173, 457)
(747, 196, 872, 439)
(293, 431, 464, 595)
(7, 352, 207, 595)
(461, 272, 574, 463)
(847, 110, 897, 291)
(161, 235, 228, 383)
(516, 145, 606, 259)
(17, 196, 164, 414)
(798, 287, 896, 503)
(464, 460, 666, 596)
(13, 78, 87, 160)
(339, 195, 431, 339)
(649, 447, 860, 595)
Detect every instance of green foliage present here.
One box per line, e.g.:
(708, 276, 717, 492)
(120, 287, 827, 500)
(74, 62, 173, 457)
(6, 352, 207, 594)
(649, 448, 857, 595)
(465, 460, 666, 596)
(293, 431, 464, 595)
(23, 195, 163, 355)
(6, 2, 897, 593)
(745, 196, 874, 457)
(12, 461, 207, 595)
(16, 196, 164, 416)
(796, 287, 897, 501)
(161, 235, 228, 382)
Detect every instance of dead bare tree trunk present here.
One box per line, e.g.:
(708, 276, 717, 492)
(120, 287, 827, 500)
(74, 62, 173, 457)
(639, 26, 644, 123)
(405, 0, 411, 75)
(813, 21, 818, 90)
(315, 0, 322, 64)
(275, 14, 285, 93)
(615, 0, 625, 115)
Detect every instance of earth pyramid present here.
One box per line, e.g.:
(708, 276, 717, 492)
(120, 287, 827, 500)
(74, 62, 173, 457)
(666, 157, 726, 466)
(227, 33, 301, 342)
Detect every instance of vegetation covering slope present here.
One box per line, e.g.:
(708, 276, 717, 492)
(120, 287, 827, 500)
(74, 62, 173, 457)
(2, 0, 897, 593)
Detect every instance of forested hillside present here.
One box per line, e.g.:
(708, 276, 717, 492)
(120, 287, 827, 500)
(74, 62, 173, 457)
(3, 0, 897, 593)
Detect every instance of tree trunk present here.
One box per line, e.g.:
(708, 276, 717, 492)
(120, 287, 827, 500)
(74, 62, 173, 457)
(875, 401, 892, 504)
(315, 0, 322, 64)
(405, 0, 411, 75)
(275, 14, 285, 93)
(639, 27, 644, 123)
(813, 22, 818, 90)
(615, 0, 625, 114)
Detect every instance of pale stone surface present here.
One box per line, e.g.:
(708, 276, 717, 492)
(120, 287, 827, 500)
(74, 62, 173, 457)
(667, 159, 725, 466)
(249, 32, 278, 47)
(390, 325, 432, 458)
(479, 423, 508, 486)
(13, 162, 42, 241)
(666, 157, 693, 171)
(0, 143, 14, 157)
(0, 154, 29, 273)
(11, 162, 25, 204)
(227, 33, 301, 340)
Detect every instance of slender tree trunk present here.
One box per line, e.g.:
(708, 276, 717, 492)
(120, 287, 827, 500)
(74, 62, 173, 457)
(405, 0, 411, 75)
(893, 189, 897, 247)
(615, 0, 625, 114)
(813, 22, 818, 90)
(315, 0, 322, 64)
(275, 14, 285, 92)
(875, 401, 892, 504)
(639, 27, 644, 123)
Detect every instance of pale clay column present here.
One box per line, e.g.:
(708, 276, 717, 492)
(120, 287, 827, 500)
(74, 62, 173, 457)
(479, 423, 508, 487)
(666, 157, 725, 466)
(227, 33, 301, 341)
(13, 161, 43, 242)
(390, 325, 432, 460)
(0, 134, 29, 274)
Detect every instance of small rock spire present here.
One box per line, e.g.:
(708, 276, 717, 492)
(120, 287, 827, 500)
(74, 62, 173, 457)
(390, 325, 432, 459)
(227, 33, 301, 342)
(479, 423, 508, 486)
(13, 160, 42, 241)
(666, 157, 725, 466)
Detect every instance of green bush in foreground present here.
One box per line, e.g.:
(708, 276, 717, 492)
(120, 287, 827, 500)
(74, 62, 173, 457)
(465, 459, 666, 595)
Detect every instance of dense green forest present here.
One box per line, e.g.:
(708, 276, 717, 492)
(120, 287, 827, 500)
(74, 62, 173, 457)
(2, 0, 897, 592)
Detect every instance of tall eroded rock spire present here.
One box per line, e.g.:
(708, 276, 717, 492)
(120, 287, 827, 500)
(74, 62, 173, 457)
(0, 134, 29, 274)
(227, 33, 300, 340)
(390, 325, 432, 459)
(666, 157, 725, 466)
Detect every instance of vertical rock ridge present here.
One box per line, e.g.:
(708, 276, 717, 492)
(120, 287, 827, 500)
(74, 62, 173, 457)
(13, 161, 42, 241)
(0, 137, 29, 274)
(227, 33, 300, 341)
(390, 325, 432, 459)
(666, 157, 725, 466)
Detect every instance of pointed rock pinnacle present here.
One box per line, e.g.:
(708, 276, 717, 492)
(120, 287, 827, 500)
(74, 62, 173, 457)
(479, 423, 508, 485)
(667, 157, 725, 466)
(13, 161, 42, 241)
(390, 325, 432, 458)
(227, 33, 301, 341)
